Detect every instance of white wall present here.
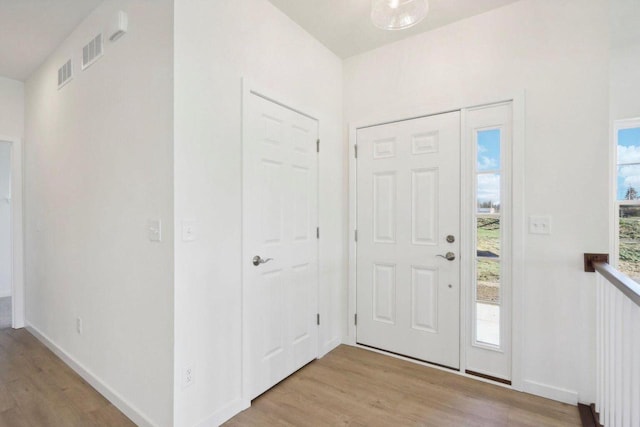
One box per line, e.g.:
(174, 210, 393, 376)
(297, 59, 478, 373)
(24, 1, 174, 426)
(610, 0, 640, 121)
(344, 0, 609, 404)
(0, 143, 11, 297)
(173, 0, 344, 425)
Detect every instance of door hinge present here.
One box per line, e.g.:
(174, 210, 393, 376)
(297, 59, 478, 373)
(316, 227, 320, 239)
(354, 313, 358, 326)
(354, 144, 358, 159)
(317, 139, 320, 153)
(354, 229, 358, 242)
(317, 313, 320, 325)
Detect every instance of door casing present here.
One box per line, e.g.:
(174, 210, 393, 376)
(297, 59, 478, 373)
(346, 93, 526, 391)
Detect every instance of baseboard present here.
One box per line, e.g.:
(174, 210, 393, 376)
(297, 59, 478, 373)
(195, 398, 250, 427)
(522, 379, 578, 405)
(26, 324, 155, 427)
(320, 336, 341, 358)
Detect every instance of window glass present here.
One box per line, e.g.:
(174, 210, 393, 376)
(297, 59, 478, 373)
(619, 205, 640, 282)
(476, 258, 500, 304)
(617, 165, 640, 201)
(475, 129, 502, 348)
(477, 129, 501, 171)
(476, 303, 500, 346)
(477, 218, 500, 258)
(617, 128, 640, 200)
(477, 173, 500, 213)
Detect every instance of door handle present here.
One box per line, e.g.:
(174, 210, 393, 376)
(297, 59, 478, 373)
(252, 255, 274, 266)
(436, 252, 456, 261)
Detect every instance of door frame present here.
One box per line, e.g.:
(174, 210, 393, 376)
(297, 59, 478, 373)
(240, 78, 322, 408)
(346, 92, 525, 391)
(0, 136, 24, 329)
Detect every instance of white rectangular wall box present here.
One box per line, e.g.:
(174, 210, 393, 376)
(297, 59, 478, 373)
(109, 11, 128, 42)
(529, 216, 551, 235)
(148, 219, 162, 242)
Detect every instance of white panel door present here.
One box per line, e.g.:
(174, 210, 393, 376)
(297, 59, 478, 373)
(243, 93, 319, 400)
(356, 112, 460, 368)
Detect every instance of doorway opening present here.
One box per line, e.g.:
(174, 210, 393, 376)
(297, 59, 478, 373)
(0, 138, 24, 330)
(350, 101, 516, 385)
(0, 141, 11, 329)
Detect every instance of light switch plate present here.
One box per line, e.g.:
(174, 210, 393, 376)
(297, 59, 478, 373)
(148, 219, 162, 242)
(182, 220, 197, 242)
(529, 215, 551, 235)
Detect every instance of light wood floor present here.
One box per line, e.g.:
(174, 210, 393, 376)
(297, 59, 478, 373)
(0, 328, 134, 426)
(225, 345, 582, 427)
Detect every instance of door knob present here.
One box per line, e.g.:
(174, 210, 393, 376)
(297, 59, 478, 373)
(252, 255, 273, 266)
(436, 252, 456, 261)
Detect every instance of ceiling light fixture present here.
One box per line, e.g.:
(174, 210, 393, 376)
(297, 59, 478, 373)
(371, 0, 429, 31)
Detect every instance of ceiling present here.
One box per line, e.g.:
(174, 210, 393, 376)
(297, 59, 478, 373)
(268, 0, 520, 58)
(0, 0, 521, 80)
(0, 0, 103, 81)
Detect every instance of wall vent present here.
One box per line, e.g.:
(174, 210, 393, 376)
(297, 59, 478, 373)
(82, 33, 103, 70)
(57, 59, 73, 89)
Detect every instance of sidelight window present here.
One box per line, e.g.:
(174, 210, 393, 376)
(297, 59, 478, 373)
(474, 129, 502, 347)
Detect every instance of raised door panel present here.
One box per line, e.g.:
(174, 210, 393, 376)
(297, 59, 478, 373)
(411, 169, 438, 246)
(373, 263, 396, 325)
(373, 172, 396, 244)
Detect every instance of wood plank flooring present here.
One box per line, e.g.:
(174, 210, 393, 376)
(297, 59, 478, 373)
(0, 328, 134, 427)
(225, 345, 582, 427)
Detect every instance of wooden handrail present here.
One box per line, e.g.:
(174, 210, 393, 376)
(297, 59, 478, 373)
(593, 261, 640, 308)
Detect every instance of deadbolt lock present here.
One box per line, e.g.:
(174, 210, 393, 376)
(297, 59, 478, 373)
(446, 235, 455, 243)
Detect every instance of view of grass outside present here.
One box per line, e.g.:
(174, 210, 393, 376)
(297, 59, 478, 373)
(619, 204, 640, 281)
(477, 217, 500, 304)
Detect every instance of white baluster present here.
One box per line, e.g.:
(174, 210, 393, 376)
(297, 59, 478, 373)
(622, 298, 631, 427)
(602, 287, 613, 426)
(596, 273, 602, 414)
(615, 290, 623, 426)
(632, 305, 640, 426)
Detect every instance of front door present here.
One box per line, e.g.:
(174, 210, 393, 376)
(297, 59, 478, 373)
(243, 93, 319, 399)
(356, 111, 461, 368)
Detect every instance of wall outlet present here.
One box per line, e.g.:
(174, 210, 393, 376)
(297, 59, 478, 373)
(183, 366, 194, 389)
(76, 317, 83, 335)
(182, 220, 197, 242)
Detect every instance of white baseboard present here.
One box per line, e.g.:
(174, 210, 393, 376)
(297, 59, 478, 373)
(26, 324, 155, 427)
(320, 336, 341, 358)
(522, 379, 578, 405)
(347, 343, 579, 407)
(195, 398, 250, 427)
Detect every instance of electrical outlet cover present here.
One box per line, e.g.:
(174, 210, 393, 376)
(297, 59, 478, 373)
(182, 220, 197, 242)
(183, 366, 194, 388)
(148, 219, 162, 242)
